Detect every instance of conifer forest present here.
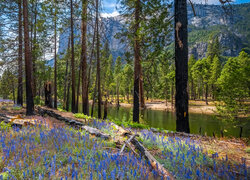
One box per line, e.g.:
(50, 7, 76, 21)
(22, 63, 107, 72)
(0, 0, 249, 179)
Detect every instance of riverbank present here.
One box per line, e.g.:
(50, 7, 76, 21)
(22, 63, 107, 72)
(0, 103, 249, 168)
(111, 100, 217, 115)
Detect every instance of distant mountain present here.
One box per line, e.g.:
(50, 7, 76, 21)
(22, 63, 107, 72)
(187, 3, 250, 59)
(56, 3, 250, 63)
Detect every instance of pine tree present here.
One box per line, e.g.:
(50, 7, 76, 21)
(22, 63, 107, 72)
(17, 0, 23, 106)
(81, 0, 88, 115)
(210, 55, 221, 99)
(23, 0, 34, 115)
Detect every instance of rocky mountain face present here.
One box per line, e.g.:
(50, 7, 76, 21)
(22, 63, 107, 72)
(187, 3, 249, 59)
(57, 3, 250, 61)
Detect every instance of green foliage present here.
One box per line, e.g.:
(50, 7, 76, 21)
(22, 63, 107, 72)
(11, 106, 22, 111)
(74, 113, 92, 120)
(216, 51, 250, 122)
(0, 121, 11, 131)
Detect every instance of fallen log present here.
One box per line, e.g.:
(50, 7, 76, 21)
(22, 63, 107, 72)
(131, 138, 175, 180)
(82, 126, 110, 140)
(110, 122, 131, 136)
(119, 134, 138, 154)
(36, 106, 84, 127)
(0, 114, 34, 128)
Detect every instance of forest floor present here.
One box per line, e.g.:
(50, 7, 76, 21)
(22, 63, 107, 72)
(110, 100, 217, 114)
(0, 101, 249, 179)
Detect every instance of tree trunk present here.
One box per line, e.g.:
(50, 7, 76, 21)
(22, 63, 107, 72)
(103, 98, 108, 120)
(127, 92, 130, 104)
(191, 80, 195, 100)
(63, 37, 70, 110)
(171, 82, 174, 108)
(45, 82, 52, 108)
(76, 65, 81, 113)
(81, 0, 88, 115)
(53, 7, 57, 109)
(139, 63, 145, 108)
(175, 0, 190, 133)
(66, 76, 71, 112)
(32, 1, 38, 97)
(96, 0, 102, 119)
(17, 0, 23, 107)
(205, 83, 208, 105)
(133, 0, 141, 123)
(70, 0, 76, 113)
(86, 22, 97, 115)
(165, 87, 168, 106)
(91, 77, 97, 117)
(116, 81, 120, 106)
(23, 0, 34, 115)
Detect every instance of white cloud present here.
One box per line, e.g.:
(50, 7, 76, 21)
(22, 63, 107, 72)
(103, 2, 116, 8)
(101, 11, 120, 18)
(191, 0, 232, 4)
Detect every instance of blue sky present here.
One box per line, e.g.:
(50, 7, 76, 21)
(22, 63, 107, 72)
(101, 0, 250, 17)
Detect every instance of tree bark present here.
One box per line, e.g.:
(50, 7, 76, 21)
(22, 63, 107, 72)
(63, 37, 70, 110)
(175, 0, 190, 133)
(70, 0, 76, 113)
(17, 0, 23, 107)
(66, 75, 71, 112)
(103, 98, 108, 120)
(205, 83, 208, 105)
(133, 0, 141, 123)
(53, 5, 57, 109)
(45, 82, 52, 108)
(23, 0, 34, 115)
(139, 63, 145, 108)
(91, 76, 97, 117)
(96, 0, 102, 119)
(116, 80, 120, 106)
(81, 0, 88, 115)
(32, 1, 38, 97)
(76, 64, 81, 113)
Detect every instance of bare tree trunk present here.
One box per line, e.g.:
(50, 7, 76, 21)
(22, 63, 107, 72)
(165, 86, 168, 106)
(139, 63, 145, 108)
(32, 1, 38, 97)
(103, 98, 108, 120)
(23, 0, 34, 115)
(205, 83, 208, 105)
(76, 64, 81, 113)
(96, 0, 102, 119)
(175, 0, 190, 133)
(53, 6, 57, 109)
(63, 37, 70, 109)
(66, 78, 71, 112)
(81, 0, 88, 115)
(17, 0, 23, 106)
(116, 81, 120, 106)
(70, 0, 76, 113)
(133, 0, 141, 123)
(171, 82, 174, 108)
(91, 77, 97, 117)
(45, 82, 52, 108)
(191, 80, 195, 100)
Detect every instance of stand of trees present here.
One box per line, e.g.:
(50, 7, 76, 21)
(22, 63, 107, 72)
(0, 0, 247, 133)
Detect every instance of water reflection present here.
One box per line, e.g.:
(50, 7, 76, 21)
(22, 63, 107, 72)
(84, 105, 250, 138)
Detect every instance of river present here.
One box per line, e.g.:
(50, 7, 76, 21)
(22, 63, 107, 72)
(87, 105, 249, 138)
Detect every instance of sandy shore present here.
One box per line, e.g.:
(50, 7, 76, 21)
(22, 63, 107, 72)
(113, 100, 217, 115)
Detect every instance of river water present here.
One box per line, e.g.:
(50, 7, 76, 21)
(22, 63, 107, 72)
(88, 105, 250, 138)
